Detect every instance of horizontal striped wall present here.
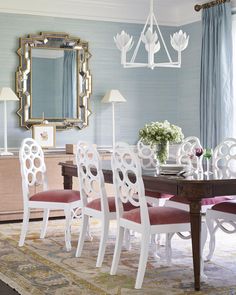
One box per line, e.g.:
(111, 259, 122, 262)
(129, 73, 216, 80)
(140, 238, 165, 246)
(177, 22, 202, 139)
(0, 12, 201, 149)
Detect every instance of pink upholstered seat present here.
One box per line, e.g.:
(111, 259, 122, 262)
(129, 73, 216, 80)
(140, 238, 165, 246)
(211, 200, 236, 214)
(168, 195, 233, 206)
(123, 206, 190, 225)
(86, 197, 137, 212)
(30, 190, 80, 203)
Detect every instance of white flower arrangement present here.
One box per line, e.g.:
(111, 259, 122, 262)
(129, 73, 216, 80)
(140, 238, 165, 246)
(139, 120, 184, 163)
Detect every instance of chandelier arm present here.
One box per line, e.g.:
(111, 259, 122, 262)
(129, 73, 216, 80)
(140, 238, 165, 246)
(150, 0, 154, 33)
(130, 15, 151, 63)
(153, 14, 173, 63)
(178, 51, 181, 67)
(124, 63, 148, 68)
(152, 62, 180, 68)
(124, 62, 181, 68)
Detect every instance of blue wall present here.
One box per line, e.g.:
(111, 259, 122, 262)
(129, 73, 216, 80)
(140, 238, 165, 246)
(0, 12, 202, 148)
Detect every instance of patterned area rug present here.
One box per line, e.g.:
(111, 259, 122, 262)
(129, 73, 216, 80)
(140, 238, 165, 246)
(0, 219, 235, 295)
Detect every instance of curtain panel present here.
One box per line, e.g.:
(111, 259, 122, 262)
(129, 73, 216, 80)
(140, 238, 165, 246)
(200, 2, 233, 148)
(62, 50, 77, 118)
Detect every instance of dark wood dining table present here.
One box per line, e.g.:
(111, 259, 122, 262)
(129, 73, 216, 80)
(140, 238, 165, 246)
(59, 160, 236, 291)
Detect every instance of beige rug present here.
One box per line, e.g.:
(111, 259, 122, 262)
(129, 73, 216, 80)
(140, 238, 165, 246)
(0, 219, 235, 295)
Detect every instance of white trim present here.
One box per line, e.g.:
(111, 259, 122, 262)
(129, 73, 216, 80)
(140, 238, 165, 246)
(0, 0, 236, 26)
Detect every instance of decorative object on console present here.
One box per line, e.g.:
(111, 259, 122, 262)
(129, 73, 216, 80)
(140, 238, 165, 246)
(65, 144, 76, 154)
(0, 87, 19, 156)
(101, 90, 126, 150)
(139, 120, 184, 164)
(114, 0, 189, 69)
(32, 124, 55, 148)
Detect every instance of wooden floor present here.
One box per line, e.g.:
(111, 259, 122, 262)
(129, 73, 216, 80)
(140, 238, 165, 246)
(0, 280, 19, 294)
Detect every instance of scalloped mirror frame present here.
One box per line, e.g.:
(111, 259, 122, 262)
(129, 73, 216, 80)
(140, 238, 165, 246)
(16, 32, 92, 130)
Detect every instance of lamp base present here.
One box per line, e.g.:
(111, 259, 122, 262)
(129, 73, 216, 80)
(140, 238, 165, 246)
(0, 151, 14, 156)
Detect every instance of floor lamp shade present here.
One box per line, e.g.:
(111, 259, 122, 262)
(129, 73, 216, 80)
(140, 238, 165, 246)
(0, 87, 19, 156)
(101, 90, 126, 149)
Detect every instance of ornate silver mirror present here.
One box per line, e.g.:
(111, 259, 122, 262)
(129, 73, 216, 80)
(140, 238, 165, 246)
(16, 32, 92, 130)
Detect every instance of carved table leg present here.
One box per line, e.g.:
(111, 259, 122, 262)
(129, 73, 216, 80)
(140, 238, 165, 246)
(62, 167, 73, 189)
(64, 175, 73, 189)
(189, 200, 202, 291)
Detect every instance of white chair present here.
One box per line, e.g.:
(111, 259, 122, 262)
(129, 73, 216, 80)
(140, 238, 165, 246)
(206, 201, 236, 260)
(110, 143, 193, 289)
(206, 138, 236, 260)
(176, 136, 201, 169)
(212, 137, 236, 179)
(166, 136, 231, 213)
(19, 138, 81, 251)
(75, 141, 135, 267)
(137, 139, 174, 206)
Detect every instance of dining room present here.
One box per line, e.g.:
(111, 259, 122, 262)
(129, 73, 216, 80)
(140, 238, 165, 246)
(0, 0, 236, 294)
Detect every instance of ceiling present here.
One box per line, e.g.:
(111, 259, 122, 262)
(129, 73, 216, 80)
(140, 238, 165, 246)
(0, 0, 235, 26)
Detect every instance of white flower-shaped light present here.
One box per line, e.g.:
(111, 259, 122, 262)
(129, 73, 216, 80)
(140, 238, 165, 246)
(170, 30, 189, 52)
(141, 28, 160, 54)
(114, 30, 133, 52)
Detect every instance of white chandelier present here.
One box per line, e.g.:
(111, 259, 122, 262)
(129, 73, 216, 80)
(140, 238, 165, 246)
(114, 0, 189, 70)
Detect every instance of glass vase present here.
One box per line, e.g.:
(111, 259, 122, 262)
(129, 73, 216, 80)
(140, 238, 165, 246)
(156, 141, 169, 165)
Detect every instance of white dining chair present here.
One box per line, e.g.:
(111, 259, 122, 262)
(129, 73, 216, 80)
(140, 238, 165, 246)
(176, 136, 201, 168)
(19, 138, 81, 251)
(205, 138, 236, 260)
(75, 141, 135, 267)
(166, 136, 231, 213)
(206, 200, 236, 261)
(137, 139, 174, 206)
(110, 143, 195, 289)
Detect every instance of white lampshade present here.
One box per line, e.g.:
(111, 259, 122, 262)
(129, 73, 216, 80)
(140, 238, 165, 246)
(0, 87, 19, 101)
(101, 90, 126, 103)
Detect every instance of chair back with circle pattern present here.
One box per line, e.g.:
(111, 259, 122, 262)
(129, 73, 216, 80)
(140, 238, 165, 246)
(19, 138, 47, 203)
(76, 141, 108, 211)
(213, 138, 236, 178)
(176, 136, 202, 168)
(112, 142, 149, 224)
(137, 140, 157, 170)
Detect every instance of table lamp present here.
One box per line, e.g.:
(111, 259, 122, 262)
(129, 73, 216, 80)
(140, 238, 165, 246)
(101, 90, 126, 150)
(0, 87, 19, 156)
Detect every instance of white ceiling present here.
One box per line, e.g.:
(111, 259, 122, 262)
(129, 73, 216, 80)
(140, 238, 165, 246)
(0, 0, 236, 26)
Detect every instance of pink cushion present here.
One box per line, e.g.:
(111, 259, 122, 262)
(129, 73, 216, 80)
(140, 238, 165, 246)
(211, 200, 236, 214)
(86, 197, 137, 212)
(169, 195, 233, 206)
(122, 206, 190, 225)
(30, 190, 80, 203)
(145, 190, 174, 199)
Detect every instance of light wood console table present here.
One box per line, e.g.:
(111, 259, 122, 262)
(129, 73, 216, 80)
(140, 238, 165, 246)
(0, 151, 75, 222)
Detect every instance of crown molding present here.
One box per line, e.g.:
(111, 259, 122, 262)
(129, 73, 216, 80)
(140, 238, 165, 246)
(0, 0, 235, 27)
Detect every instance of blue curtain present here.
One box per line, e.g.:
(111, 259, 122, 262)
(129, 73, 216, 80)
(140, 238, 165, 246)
(200, 2, 233, 149)
(62, 50, 77, 118)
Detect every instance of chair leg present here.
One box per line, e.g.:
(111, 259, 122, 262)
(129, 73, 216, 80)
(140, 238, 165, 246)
(40, 209, 50, 239)
(206, 212, 216, 261)
(76, 214, 89, 257)
(166, 233, 174, 266)
(135, 232, 150, 289)
(19, 208, 30, 247)
(64, 208, 72, 251)
(96, 219, 110, 267)
(201, 221, 208, 279)
(123, 229, 131, 250)
(110, 226, 125, 275)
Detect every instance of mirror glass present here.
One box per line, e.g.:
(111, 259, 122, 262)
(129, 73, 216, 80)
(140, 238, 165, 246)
(16, 32, 92, 130)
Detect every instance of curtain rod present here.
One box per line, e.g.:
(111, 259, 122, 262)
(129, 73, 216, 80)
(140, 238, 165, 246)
(194, 0, 230, 12)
